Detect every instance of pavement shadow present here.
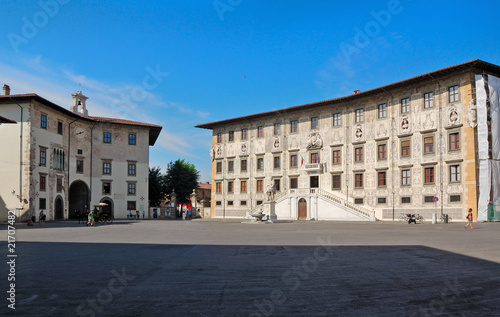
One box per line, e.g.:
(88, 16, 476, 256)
(5, 243, 500, 317)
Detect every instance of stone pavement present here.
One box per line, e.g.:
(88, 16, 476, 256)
(1, 219, 499, 316)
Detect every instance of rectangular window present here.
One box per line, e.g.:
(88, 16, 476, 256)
(215, 201, 222, 206)
(290, 154, 298, 168)
(216, 182, 222, 193)
(57, 178, 62, 192)
(449, 85, 459, 102)
(274, 179, 281, 191)
(450, 195, 461, 202)
(378, 104, 387, 118)
(241, 181, 247, 192)
(332, 150, 341, 164)
(228, 131, 234, 142)
(449, 132, 460, 150)
(401, 197, 411, 204)
(424, 92, 434, 108)
(425, 167, 435, 184)
(216, 162, 222, 173)
(103, 161, 111, 175)
(228, 201, 233, 206)
(53, 149, 65, 170)
(401, 169, 411, 185)
(290, 178, 298, 189)
(128, 133, 136, 145)
(273, 156, 280, 169)
(310, 152, 319, 164)
(274, 123, 280, 135)
(401, 140, 411, 157)
(127, 201, 136, 210)
(378, 171, 386, 187)
(217, 132, 222, 143)
(450, 165, 460, 183)
(401, 98, 410, 113)
(311, 117, 319, 129)
(354, 198, 363, 204)
(40, 148, 46, 166)
(332, 175, 341, 190)
(257, 180, 263, 192)
(228, 161, 234, 172)
(355, 109, 364, 123)
(228, 181, 233, 193)
(39, 198, 46, 210)
(76, 160, 84, 173)
(378, 144, 386, 160)
(241, 129, 248, 140)
(258, 126, 264, 138)
(241, 200, 247, 206)
(103, 182, 111, 194)
(257, 158, 264, 170)
(424, 196, 434, 203)
(378, 197, 387, 204)
(424, 136, 434, 154)
(103, 132, 111, 143)
(41, 114, 47, 129)
(333, 113, 341, 126)
(240, 160, 247, 172)
(290, 120, 298, 133)
(57, 121, 63, 134)
(355, 173, 363, 188)
(128, 163, 136, 176)
(40, 174, 46, 191)
(355, 147, 363, 162)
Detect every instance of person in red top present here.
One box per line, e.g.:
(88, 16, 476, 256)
(465, 208, 475, 229)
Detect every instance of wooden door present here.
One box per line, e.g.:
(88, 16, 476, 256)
(298, 198, 307, 220)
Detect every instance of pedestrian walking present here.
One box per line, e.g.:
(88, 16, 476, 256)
(142, 210, 145, 219)
(39, 210, 45, 226)
(87, 209, 94, 226)
(465, 208, 475, 229)
(136, 210, 139, 219)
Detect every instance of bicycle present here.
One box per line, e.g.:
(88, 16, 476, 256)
(415, 214, 425, 223)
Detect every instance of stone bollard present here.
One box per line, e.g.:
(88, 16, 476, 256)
(432, 213, 437, 224)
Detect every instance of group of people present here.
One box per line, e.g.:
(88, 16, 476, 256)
(128, 210, 145, 219)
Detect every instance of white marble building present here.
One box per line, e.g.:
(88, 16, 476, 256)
(196, 59, 500, 221)
(0, 86, 162, 221)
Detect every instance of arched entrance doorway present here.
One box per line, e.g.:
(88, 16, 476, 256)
(69, 181, 89, 218)
(298, 198, 307, 220)
(55, 196, 64, 220)
(100, 198, 114, 218)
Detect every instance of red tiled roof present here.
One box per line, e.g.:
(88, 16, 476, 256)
(0, 93, 162, 145)
(197, 183, 211, 190)
(195, 59, 500, 129)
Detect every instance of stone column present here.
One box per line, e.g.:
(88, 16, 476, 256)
(263, 201, 277, 222)
(190, 189, 198, 218)
(160, 201, 166, 219)
(170, 190, 177, 219)
(199, 199, 205, 219)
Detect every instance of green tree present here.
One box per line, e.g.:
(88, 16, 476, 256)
(149, 166, 167, 206)
(164, 159, 200, 204)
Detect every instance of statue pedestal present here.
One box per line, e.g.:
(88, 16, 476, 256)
(263, 201, 277, 222)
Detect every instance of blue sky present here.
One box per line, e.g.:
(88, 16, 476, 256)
(1, 0, 500, 182)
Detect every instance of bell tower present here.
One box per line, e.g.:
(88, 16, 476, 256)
(70, 91, 89, 117)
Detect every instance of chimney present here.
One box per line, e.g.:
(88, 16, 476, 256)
(354, 89, 360, 94)
(3, 84, 10, 96)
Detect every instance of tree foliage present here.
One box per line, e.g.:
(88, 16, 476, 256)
(149, 166, 167, 207)
(164, 159, 200, 204)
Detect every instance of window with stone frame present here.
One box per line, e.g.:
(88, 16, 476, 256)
(39, 147, 46, 166)
(39, 174, 46, 191)
(449, 85, 459, 102)
(355, 173, 363, 188)
(333, 113, 341, 126)
(217, 132, 222, 143)
(378, 144, 387, 160)
(273, 156, 280, 169)
(310, 152, 319, 164)
(228, 131, 234, 142)
(378, 171, 387, 187)
(241, 128, 248, 140)
(216, 182, 222, 193)
(216, 161, 222, 173)
(449, 132, 460, 151)
(57, 178, 63, 192)
(228, 181, 233, 193)
(128, 183, 136, 195)
(256, 180, 263, 192)
(332, 149, 341, 164)
(240, 159, 247, 172)
(228, 161, 234, 173)
(311, 117, 319, 129)
(76, 160, 84, 173)
(290, 120, 298, 133)
(257, 157, 264, 170)
(424, 136, 434, 154)
(274, 179, 281, 191)
(41, 114, 47, 129)
(103, 182, 111, 194)
(401, 97, 410, 113)
(257, 126, 264, 138)
(290, 154, 298, 168)
(378, 103, 387, 118)
(424, 92, 434, 108)
(354, 147, 363, 162)
(274, 123, 280, 135)
(58, 121, 63, 135)
(355, 109, 364, 123)
(39, 198, 46, 210)
(332, 174, 341, 190)
(127, 201, 136, 210)
(128, 162, 136, 176)
(103, 161, 111, 175)
(290, 177, 298, 189)
(401, 169, 411, 185)
(450, 164, 461, 183)
(103, 131, 112, 143)
(401, 139, 411, 157)
(128, 133, 136, 145)
(424, 167, 435, 184)
(240, 180, 247, 192)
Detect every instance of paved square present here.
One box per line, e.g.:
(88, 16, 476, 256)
(1, 219, 500, 316)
